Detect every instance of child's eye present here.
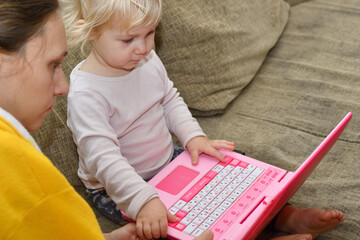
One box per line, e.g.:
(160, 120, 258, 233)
(147, 31, 155, 37)
(123, 38, 133, 43)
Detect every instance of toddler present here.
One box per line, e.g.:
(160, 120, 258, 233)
(64, 0, 234, 238)
(63, 0, 344, 239)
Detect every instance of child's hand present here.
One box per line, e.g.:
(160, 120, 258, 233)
(136, 198, 178, 240)
(186, 136, 235, 165)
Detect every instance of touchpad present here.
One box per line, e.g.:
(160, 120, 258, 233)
(156, 166, 199, 195)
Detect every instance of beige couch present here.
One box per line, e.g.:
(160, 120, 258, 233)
(32, 0, 360, 239)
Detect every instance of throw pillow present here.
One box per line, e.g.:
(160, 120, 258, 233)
(155, 0, 290, 116)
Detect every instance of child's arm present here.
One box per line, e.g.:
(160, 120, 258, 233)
(67, 89, 159, 221)
(135, 198, 178, 239)
(152, 53, 234, 164)
(186, 136, 235, 165)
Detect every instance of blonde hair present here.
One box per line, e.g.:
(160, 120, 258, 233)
(61, 0, 162, 53)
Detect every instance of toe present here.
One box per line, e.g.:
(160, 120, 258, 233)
(331, 210, 344, 221)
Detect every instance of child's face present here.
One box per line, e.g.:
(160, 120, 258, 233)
(91, 19, 156, 74)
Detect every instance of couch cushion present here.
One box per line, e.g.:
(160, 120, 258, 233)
(285, 0, 311, 6)
(155, 0, 290, 116)
(197, 0, 360, 239)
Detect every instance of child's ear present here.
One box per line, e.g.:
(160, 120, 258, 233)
(77, 19, 96, 40)
(77, 19, 86, 26)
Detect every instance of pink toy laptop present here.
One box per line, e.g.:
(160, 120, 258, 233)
(145, 112, 352, 240)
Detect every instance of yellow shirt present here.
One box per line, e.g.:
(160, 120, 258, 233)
(0, 110, 105, 239)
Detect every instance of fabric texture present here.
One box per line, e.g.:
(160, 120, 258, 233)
(67, 50, 205, 220)
(155, 0, 290, 116)
(285, 0, 311, 5)
(0, 111, 104, 240)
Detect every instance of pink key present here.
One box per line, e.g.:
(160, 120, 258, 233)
(175, 210, 188, 219)
(174, 223, 186, 231)
(205, 170, 218, 179)
(239, 162, 249, 168)
(169, 221, 178, 228)
(181, 191, 195, 202)
(229, 159, 240, 166)
(219, 156, 232, 166)
(265, 169, 273, 176)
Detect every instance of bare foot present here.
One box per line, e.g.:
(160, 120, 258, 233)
(271, 234, 312, 240)
(275, 205, 344, 239)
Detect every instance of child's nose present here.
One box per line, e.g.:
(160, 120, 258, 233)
(135, 39, 147, 55)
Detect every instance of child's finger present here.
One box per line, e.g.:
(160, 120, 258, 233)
(190, 149, 200, 165)
(167, 210, 179, 223)
(160, 217, 170, 238)
(143, 223, 152, 240)
(205, 147, 225, 162)
(136, 222, 145, 240)
(151, 223, 161, 239)
(211, 140, 235, 150)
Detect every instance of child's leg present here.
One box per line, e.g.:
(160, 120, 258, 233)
(171, 142, 184, 161)
(274, 205, 344, 239)
(87, 188, 123, 224)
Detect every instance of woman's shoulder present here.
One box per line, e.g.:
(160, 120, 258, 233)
(0, 124, 74, 196)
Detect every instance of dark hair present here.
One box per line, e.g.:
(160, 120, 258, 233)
(0, 0, 59, 53)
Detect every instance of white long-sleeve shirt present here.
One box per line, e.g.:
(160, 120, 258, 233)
(67, 50, 205, 219)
